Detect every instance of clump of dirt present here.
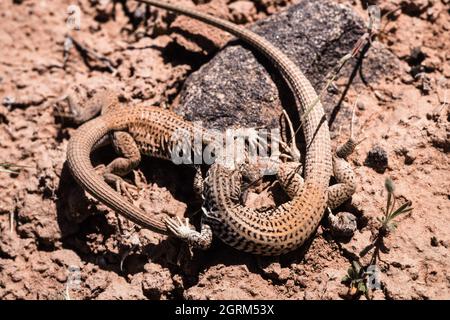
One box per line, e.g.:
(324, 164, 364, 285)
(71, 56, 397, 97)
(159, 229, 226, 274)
(0, 0, 449, 300)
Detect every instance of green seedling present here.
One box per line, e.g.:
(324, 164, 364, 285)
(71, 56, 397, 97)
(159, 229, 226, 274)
(341, 261, 368, 297)
(378, 178, 413, 235)
(344, 179, 413, 299)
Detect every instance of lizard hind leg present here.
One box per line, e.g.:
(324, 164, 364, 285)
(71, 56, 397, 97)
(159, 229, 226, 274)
(276, 161, 305, 199)
(98, 131, 142, 198)
(327, 103, 362, 209)
(327, 155, 356, 209)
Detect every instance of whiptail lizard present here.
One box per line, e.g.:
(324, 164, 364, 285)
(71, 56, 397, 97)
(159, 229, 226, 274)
(138, 1, 358, 255)
(67, 0, 356, 255)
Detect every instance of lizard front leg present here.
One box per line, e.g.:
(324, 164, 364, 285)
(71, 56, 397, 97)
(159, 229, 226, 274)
(164, 215, 213, 250)
(66, 88, 120, 124)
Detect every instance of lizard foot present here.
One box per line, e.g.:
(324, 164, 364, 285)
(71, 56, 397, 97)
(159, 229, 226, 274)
(132, 169, 148, 190)
(164, 216, 213, 250)
(335, 98, 366, 159)
(165, 216, 195, 240)
(94, 164, 138, 200)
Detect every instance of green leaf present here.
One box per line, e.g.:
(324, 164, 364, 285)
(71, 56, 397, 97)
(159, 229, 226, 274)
(358, 281, 367, 294)
(0, 162, 28, 174)
(352, 261, 362, 275)
(389, 201, 413, 220)
(348, 267, 356, 279)
(342, 275, 350, 283)
(386, 191, 392, 216)
(388, 222, 397, 232)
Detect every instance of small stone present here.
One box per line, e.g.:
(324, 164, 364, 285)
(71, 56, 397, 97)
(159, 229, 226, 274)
(328, 212, 357, 238)
(430, 236, 439, 247)
(0, 232, 20, 259)
(395, 147, 416, 165)
(401, 74, 414, 84)
(176, 0, 400, 131)
(415, 73, 433, 95)
(406, 47, 426, 67)
(426, 7, 439, 22)
(374, 91, 387, 102)
(97, 277, 146, 300)
(356, 100, 365, 110)
(259, 261, 290, 282)
(403, 150, 416, 165)
(364, 145, 388, 173)
(443, 63, 450, 78)
(11, 272, 23, 282)
(141, 263, 175, 299)
(2, 96, 15, 107)
(228, 1, 257, 23)
(51, 250, 82, 268)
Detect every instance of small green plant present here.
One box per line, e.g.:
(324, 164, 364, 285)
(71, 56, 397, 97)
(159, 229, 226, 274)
(343, 178, 413, 299)
(341, 261, 368, 297)
(361, 178, 413, 261)
(378, 178, 413, 235)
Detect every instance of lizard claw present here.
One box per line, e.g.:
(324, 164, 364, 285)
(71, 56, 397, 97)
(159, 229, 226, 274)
(114, 178, 138, 200)
(94, 164, 138, 199)
(132, 170, 147, 189)
(164, 216, 194, 240)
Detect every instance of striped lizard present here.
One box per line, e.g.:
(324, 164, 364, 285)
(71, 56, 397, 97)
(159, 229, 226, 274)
(67, 0, 357, 255)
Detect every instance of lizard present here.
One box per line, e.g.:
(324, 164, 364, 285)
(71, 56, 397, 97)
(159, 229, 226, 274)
(134, 0, 358, 255)
(67, 0, 356, 255)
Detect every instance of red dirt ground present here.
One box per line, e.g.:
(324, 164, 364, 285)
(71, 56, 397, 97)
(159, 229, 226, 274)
(0, 0, 448, 299)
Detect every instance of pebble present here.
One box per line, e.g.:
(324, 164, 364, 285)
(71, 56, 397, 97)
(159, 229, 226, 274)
(364, 145, 388, 173)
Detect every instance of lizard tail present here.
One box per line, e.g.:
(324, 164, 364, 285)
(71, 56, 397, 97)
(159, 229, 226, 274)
(66, 116, 169, 235)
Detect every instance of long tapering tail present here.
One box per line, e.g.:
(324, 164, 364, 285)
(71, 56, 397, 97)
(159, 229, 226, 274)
(66, 116, 169, 234)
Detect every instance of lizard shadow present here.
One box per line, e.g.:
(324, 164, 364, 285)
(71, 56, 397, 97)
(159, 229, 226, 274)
(55, 144, 202, 276)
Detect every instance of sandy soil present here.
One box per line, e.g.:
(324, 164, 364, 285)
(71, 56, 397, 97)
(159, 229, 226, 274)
(0, 0, 449, 300)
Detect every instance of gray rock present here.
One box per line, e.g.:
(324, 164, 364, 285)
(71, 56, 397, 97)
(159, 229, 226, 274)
(364, 145, 388, 173)
(175, 0, 399, 133)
